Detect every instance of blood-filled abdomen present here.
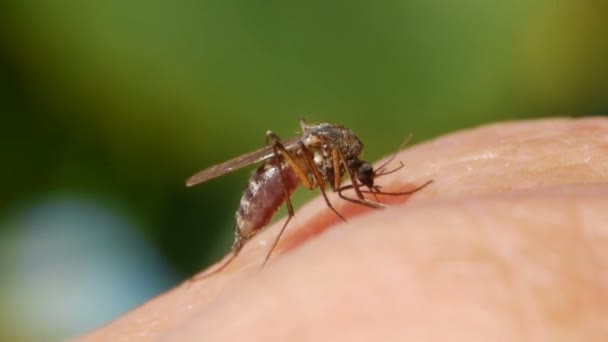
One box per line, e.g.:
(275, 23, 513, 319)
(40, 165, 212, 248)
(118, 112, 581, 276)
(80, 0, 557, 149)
(233, 158, 300, 250)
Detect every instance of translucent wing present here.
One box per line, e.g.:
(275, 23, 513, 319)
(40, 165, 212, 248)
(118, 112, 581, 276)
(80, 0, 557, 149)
(185, 135, 302, 187)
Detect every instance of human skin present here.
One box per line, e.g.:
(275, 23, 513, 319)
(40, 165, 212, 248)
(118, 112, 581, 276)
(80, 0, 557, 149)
(78, 117, 608, 341)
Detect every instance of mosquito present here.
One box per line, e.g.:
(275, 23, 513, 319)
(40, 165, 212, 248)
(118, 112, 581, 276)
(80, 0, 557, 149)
(186, 119, 432, 280)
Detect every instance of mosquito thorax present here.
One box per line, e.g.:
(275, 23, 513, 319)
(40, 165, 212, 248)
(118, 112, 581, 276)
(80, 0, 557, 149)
(300, 122, 364, 161)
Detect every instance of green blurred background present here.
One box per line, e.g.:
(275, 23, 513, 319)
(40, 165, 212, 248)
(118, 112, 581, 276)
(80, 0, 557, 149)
(0, 0, 606, 340)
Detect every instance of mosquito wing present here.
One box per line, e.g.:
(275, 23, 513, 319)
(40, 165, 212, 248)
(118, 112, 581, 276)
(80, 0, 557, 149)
(185, 135, 302, 187)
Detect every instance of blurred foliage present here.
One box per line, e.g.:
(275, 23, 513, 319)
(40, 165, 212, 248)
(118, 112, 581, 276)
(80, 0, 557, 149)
(2, 0, 608, 270)
(0, 0, 607, 338)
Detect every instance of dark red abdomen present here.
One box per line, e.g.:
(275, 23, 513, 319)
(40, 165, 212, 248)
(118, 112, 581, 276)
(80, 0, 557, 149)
(233, 158, 300, 248)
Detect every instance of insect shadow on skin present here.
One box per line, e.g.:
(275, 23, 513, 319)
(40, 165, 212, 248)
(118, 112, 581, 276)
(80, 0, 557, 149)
(185, 119, 433, 282)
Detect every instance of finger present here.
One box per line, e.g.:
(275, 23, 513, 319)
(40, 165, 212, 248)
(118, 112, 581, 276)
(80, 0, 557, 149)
(77, 117, 608, 341)
(251, 117, 608, 270)
(168, 185, 608, 341)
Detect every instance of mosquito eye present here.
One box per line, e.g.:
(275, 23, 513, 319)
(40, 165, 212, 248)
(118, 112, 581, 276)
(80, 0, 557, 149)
(356, 162, 374, 187)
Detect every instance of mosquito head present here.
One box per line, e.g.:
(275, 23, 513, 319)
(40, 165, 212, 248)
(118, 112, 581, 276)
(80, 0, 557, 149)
(357, 161, 376, 187)
(349, 156, 405, 189)
(348, 159, 375, 188)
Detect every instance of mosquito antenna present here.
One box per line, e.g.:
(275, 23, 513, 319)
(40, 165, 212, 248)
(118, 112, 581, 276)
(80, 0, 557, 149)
(375, 133, 413, 173)
(375, 161, 404, 177)
(399, 133, 414, 149)
(375, 151, 399, 175)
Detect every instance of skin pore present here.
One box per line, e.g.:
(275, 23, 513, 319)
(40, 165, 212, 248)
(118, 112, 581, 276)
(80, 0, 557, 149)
(78, 117, 608, 341)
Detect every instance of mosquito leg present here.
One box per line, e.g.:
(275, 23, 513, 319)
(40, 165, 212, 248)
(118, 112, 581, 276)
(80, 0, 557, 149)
(268, 133, 346, 223)
(188, 132, 304, 280)
(331, 148, 341, 190)
(259, 132, 298, 267)
(369, 186, 382, 203)
(337, 179, 433, 209)
(338, 180, 433, 196)
(267, 132, 343, 224)
(337, 189, 388, 209)
(186, 236, 246, 283)
(297, 141, 347, 222)
(266, 131, 314, 189)
(328, 146, 381, 204)
(265, 130, 280, 146)
(262, 203, 294, 268)
(361, 180, 434, 196)
(336, 147, 366, 200)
